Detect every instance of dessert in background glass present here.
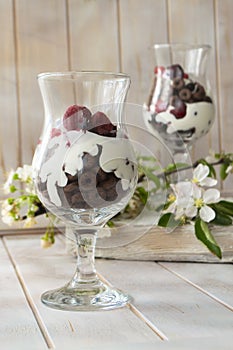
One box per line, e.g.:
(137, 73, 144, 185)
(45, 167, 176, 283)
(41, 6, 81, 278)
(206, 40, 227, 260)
(143, 43, 215, 165)
(32, 71, 138, 311)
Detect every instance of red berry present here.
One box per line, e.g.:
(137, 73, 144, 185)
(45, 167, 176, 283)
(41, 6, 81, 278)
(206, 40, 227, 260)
(166, 64, 184, 79)
(155, 99, 168, 113)
(154, 66, 165, 75)
(170, 99, 186, 119)
(63, 105, 92, 131)
(89, 111, 117, 137)
(50, 128, 61, 138)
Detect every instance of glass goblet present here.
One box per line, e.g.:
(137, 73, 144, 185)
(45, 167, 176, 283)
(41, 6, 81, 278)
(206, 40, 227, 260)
(143, 43, 215, 165)
(32, 71, 138, 311)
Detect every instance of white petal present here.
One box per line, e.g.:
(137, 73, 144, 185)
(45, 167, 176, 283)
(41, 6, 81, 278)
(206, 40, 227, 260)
(200, 177, 217, 187)
(185, 205, 198, 218)
(193, 164, 209, 182)
(203, 188, 220, 204)
(174, 206, 185, 220)
(192, 184, 202, 199)
(200, 205, 216, 222)
(226, 165, 233, 174)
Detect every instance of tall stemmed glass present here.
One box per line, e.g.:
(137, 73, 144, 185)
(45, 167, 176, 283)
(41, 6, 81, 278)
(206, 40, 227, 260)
(32, 72, 138, 311)
(143, 43, 215, 166)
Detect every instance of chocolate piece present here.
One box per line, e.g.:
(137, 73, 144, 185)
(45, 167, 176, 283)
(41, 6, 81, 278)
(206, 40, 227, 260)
(166, 64, 184, 79)
(79, 171, 96, 191)
(96, 168, 109, 183)
(63, 182, 79, 193)
(172, 77, 184, 90)
(102, 174, 119, 190)
(83, 188, 107, 207)
(65, 173, 79, 183)
(193, 83, 206, 101)
(106, 187, 118, 201)
(179, 88, 192, 101)
(82, 152, 99, 170)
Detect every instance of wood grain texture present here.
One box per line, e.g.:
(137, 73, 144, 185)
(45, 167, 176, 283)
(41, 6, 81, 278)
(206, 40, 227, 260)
(119, 0, 168, 105)
(0, 0, 232, 194)
(94, 224, 233, 263)
(167, 0, 220, 161)
(2, 234, 233, 348)
(68, 0, 119, 71)
(0, 238, 46, 349)
(96, 259, 233, 340)
(0, 0, 19, 195)
(215, 0, 233, 190)
(14, 0, 68, 165)
(4, 234, 163, 348)
(160, 262, 233, 309)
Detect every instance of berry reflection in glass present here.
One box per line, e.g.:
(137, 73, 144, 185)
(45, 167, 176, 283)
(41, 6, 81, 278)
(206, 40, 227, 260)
(143, 44, 215, 164)
(32, 72, 138, 311)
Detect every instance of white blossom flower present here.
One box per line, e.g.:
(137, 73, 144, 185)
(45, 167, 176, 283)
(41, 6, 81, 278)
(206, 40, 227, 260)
(1, 201, 15, 225)
(192, 163, 217, 187)
(23, 217, 37, 228)
(165, 181, 193, 220)
(41, 238, 53, 249)
(16, 165, 33, 182)
(226, 164, 233, 174)
(205, 150, 217, 163)
(185, 186, 220, 222)
(3, 170, 16, 194)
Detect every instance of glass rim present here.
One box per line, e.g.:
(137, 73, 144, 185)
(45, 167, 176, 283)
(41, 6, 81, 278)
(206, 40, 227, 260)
(152, 43, 211, 51)
(37, 71, 130, 81)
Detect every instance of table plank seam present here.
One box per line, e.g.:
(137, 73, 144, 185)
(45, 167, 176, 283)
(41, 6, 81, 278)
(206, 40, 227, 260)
(97, 271, 169, 341)
(2, 237, 55, 349)
(158, 262, 233, 313)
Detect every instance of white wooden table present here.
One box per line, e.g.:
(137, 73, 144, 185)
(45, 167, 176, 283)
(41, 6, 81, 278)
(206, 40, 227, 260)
(0, 232, 233, 350)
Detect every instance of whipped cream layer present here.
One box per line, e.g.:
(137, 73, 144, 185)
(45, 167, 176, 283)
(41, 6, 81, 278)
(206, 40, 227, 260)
(39, 130, 136, 207)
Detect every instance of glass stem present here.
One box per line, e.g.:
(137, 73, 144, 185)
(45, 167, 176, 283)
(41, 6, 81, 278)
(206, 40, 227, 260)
(70, 229, 99, 287)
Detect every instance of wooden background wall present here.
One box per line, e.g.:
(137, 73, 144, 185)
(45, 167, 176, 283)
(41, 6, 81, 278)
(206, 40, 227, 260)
(0, 0, 232, 199)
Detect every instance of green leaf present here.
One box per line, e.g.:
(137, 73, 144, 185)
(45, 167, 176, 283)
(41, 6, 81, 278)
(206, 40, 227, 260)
(138, 155, 158, 162)
(136, 186, 148, 205)
(158, 213, 181, 228)
(165, 162, 189, 173)
(194, 218, 222, 259)
(220, 163, 229, 180)
(143, 168, 161, 189)
(211, 200, 233, 217)
(106, 220, 115, 228)
(210, 210, 232, 226)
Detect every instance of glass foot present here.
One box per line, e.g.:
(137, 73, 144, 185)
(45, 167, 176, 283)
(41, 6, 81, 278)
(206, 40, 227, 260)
(41, 280, 131, 311)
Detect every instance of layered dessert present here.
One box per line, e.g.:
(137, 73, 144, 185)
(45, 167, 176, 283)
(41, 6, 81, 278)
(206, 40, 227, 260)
(144, 64, 215, 149)
(36, 105, 137, 210)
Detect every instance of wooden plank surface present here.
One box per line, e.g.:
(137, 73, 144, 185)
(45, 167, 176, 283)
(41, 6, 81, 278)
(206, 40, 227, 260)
(167, 0, 220, 162)
(0, 0, 19, 194)
(119, 0, 168, 105)
(3, 235, 164, 348)
(0, 238, 46, 349)
(215, 0, 233, 191)
(14, 0, 68, 165)
(160, 262, 233, 309)
(0, 0, 233, 197)
(2, 233, 233, 348)
(95, 224, 233, 263)
(96, 259, 233, 340)
(68, 0, 119, 71)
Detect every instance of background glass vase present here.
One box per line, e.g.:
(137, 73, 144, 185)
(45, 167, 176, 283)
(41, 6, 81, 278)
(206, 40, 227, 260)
(143, 43, 215, 164)
(32, 71, 138, 311)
